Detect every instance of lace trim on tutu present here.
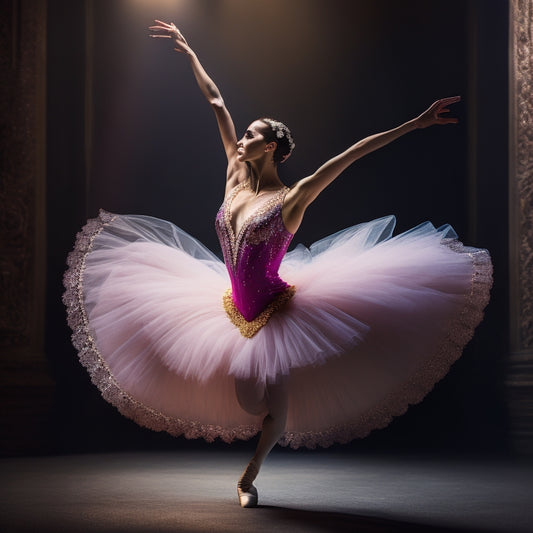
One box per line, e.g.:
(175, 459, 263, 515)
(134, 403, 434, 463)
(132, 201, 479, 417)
(63, 211, 493, 449)
(63, 209, 259, 444)
(279, 238, 493, 449)
(223, 286, 296, 338)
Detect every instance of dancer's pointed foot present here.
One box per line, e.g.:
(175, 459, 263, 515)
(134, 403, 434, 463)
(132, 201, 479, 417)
(237, 460, 259, 508)
(237, 483, 258, 508)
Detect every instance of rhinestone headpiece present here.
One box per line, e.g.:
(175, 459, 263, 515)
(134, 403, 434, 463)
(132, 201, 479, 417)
(262, 119, 295, 156)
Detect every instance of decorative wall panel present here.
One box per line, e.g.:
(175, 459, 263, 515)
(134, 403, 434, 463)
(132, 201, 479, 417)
(0, 0, 52, 455)
(508, 0, 533, 454)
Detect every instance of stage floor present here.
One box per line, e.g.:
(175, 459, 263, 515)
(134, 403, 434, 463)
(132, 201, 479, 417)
(1, 450, 532, 532)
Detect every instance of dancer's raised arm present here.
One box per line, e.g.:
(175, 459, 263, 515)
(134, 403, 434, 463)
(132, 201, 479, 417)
(282, 96, 460, 234)
(149, 20, 240, 172)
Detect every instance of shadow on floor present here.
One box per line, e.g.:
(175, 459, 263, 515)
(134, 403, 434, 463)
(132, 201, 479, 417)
(258, 506, 486, 533)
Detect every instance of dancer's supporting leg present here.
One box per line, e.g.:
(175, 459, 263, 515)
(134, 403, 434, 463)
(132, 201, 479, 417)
(234, 375, 289, 507)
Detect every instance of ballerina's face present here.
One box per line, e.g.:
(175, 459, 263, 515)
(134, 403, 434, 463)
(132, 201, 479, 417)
(236, 121, 272, 162)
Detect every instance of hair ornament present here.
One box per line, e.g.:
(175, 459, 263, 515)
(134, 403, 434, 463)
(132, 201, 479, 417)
(263, 119, 296, 153)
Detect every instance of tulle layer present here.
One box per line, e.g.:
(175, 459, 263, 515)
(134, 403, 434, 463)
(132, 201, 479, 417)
(63, 210, 492, 448)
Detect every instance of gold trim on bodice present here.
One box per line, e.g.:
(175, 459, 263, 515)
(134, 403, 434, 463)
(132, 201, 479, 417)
(223, 286, 296, 338)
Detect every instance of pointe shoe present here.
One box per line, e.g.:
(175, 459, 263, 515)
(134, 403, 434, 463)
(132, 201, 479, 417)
(237, 460, 259, 508)
(237, 483, 258, 508)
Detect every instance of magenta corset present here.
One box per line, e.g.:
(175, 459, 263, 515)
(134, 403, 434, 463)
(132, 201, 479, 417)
(215, 181, 293, 322)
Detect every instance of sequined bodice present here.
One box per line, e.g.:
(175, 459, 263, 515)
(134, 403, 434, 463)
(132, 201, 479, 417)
(215, 180, 293, 321)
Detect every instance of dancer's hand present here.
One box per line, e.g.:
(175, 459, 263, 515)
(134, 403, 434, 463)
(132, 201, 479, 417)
(149, 20, 192, 55)
(414, 96, 461, 128)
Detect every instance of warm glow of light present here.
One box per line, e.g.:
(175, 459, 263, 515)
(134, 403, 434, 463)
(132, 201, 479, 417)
(128, 0, 196, 15)
(122, 0, 198, 29)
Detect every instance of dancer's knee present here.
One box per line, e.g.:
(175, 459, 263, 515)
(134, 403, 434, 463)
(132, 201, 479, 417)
(265, 376, 289, 420)
(235, 378, 267, 416)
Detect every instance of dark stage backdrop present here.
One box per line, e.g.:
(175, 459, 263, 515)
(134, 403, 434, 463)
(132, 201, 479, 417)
(46, 0, 509, 454)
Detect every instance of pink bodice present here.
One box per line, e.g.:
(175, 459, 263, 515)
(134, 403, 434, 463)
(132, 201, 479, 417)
(215, 181, 293, 321)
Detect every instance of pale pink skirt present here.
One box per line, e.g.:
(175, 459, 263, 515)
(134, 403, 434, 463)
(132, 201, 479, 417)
(63, 210, 492, 448)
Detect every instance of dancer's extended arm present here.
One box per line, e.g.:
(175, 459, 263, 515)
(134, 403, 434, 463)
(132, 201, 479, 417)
(282, 96, 460, 234)
(149, 20, 240, 174)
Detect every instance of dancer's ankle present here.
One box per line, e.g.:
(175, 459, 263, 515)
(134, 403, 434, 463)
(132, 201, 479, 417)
(238, 459, 259, 492)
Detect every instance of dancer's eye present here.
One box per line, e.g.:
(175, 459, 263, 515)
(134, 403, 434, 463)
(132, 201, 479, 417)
(245, 130, 254, 139)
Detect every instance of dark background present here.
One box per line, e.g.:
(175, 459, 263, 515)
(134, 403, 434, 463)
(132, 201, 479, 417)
(45, 0, 509, 455)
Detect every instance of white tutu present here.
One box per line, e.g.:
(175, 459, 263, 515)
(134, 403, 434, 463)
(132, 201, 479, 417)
(63, 209, 492, 448)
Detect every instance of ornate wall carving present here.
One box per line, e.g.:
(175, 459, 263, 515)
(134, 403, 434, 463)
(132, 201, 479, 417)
(0, 0, 51, 455)
(507, 0, 533, 454)
(512, 0, 533, 349)
(0, 0, 36, 348)
(0, 0, 46, 352)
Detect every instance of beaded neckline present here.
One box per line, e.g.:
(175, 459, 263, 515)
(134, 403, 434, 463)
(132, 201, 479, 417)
(223, 180, 289, 267)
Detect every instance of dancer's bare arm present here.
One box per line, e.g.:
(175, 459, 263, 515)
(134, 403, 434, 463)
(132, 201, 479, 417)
(149, 20, 242, 186)
(282, 96, 461, 234)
